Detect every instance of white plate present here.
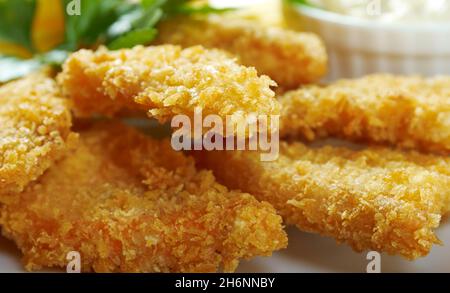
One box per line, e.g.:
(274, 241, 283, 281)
(1, 223, 449, 273)
(1, 122, 449, 273)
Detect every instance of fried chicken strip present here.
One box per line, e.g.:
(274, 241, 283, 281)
(0, 73, 76, 198)
(0, 122, 287, 272)
(155, 15, 328, 89)
(58, 45, 280, 133)
(280, 74, 450, 154)
(195, 143, 450, 259)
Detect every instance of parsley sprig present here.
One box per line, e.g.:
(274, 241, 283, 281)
(0, 0, 230, 82)
(288, 0, 315, 7)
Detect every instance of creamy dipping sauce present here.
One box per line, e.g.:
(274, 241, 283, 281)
(306, 0, 450, 22)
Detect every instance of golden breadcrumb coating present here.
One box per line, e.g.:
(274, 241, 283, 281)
(195, 143, 450, 259)
(155, 15, 328, 89)
(280, 74, 450, 154)
(0, 73, 76, 198)
(58, 45, 280, 131)
(0, 122, 287, 272)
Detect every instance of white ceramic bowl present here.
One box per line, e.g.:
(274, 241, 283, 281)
(283, 0, 450, 80)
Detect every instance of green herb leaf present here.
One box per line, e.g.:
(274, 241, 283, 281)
(108, 28, 157, 50)
(0, 0, 36, 51)
(62, 0, 131, 50)
(0, 0, 233, 83)
(288, 0, 315, 7)
(160, 0, 233, 16)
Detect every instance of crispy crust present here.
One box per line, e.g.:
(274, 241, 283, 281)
(58, 45, 280, 132)
(155, 15, 328, 89)
(280, 74, 450, 154)
(0, 122, 287, 272)
(195, 143, 450, 259)
(0, 73, 76, 198)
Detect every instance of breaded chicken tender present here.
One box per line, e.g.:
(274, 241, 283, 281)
(195, 143, 450, 259)
(0, 122, 287, 272)
(0, 73, 76, 198)
(58, 45, 280, 132)
(280, 74, 450, 154)
(155, 15, 328, 89)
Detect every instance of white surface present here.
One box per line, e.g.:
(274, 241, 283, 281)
(306, 0, 450, 23)
(238, 225, 450, 273)
(1, 223, 449, 273)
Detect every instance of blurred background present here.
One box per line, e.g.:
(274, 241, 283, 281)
(2, 0, 449, 83)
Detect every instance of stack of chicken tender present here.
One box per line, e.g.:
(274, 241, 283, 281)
(0, 14, 449, 272)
